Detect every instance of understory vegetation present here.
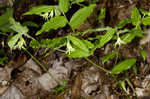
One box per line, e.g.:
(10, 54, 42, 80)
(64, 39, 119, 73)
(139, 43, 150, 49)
(0, 0, 150, 97)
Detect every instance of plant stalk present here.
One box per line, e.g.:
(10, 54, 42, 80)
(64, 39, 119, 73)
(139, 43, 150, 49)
(85, 58, 111, 73)
(23, 48, 59, 84)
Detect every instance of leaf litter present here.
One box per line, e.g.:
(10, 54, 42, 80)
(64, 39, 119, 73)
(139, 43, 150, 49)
(1, 0, 150, 99)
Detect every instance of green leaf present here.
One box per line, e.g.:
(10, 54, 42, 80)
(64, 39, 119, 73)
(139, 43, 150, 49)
(48, 37, 66, 50)
(8, 18, 30, 50)
(0, 8, 13, 28)
(117, 18, 131, 29)
(23, 5, 55, 15)
(67, 36, 91, 58)
(67, 45, 91, 58)
(71, 0, 85, 4)
(98, 28, 116, 48)
(101, 52, 116, 64)
(83, 40, 94, 49)
(14, 37, 26, 49)
(83, 40, 95, 55)
(29, 40, 41, 49)
(36, 16, 67, 35)
(111, 58, 136, 74)
(69, 4, 96, 30)
(98, 8, 106, 20)
(30, 37, 66, 50)
(22, 21, 39, 28)
(131, 25, 143, 37)
(140, 50, 147, 61)
(131, 7, 141, 26)
(139, 8, 150, 16)
(54, 8, 61, 16)
(8, 34, 21, 49)
(120, 80, 128, 94)
(121, 33, 135, 44)
(132, 65, 137, 74)
(59, 0, 70, 13)
(69, 36, 89, 52)
(142, 16, 150, 25)
(0, 27, 14, 33)
(9, 18, 28, 35)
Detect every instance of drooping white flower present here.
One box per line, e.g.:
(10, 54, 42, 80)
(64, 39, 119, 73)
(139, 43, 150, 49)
(40, 11, 53, 20)
(66, 40, 75, 54)
(14, 37, 26, 50)
(115, 37, 126, 47)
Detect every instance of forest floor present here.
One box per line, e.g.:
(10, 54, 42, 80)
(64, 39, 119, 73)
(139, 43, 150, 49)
(0, 0, 150, 99)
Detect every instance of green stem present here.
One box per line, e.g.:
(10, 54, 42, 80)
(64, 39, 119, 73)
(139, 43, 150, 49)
(61, 11, 75, 33)
(115, 47, 120, 65)
(76, 3, 85, 7)
(125, 78, 136, 95)
(56, 48, 66, 53)
(85, 58, 111, 73)
(23, 48, 59, 84)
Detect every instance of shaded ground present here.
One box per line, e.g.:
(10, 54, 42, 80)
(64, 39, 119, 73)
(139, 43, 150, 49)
(0, 0, 150, 99)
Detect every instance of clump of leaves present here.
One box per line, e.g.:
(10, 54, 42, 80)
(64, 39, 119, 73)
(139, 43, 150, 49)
(0, 1, 150, 93)
(24, 4, 150, 75)
(8, 18, 32, 50)
(53, 85, 67, 94)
